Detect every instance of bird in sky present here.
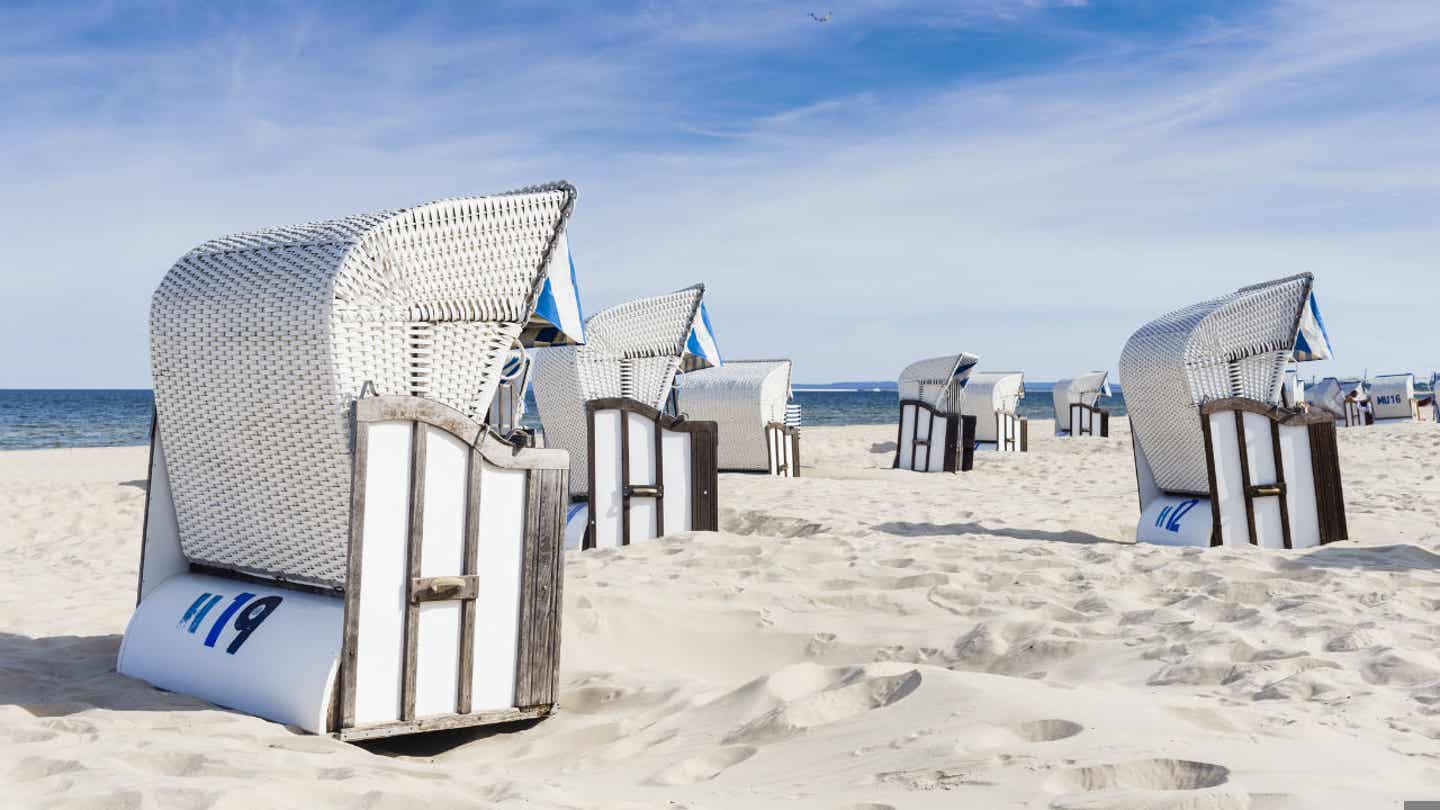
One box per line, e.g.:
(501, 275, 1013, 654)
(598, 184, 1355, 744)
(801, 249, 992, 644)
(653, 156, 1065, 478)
(809, 11, 833, 23)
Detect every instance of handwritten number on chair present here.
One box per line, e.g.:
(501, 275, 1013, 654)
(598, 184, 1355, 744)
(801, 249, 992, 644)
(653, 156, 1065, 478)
(178, 591, 283, 654)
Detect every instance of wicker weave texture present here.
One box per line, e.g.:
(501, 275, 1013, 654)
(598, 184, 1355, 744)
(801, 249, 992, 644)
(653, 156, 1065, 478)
(1118, 274, 1311, 495)
(898, 353, 979, 414)
(679, 360, 792, 470)
(1050, 371, 1109, 423)
(531, 285, 706, 495)
(151, 184, 576, 589)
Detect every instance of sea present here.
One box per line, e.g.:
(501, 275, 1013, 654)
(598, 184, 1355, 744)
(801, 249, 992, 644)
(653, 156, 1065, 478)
(0, 384, 1130, 452)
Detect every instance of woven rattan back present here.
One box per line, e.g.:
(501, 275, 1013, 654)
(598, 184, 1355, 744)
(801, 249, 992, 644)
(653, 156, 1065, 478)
(150, 184, 576, 589)
(1118, 274, 1312, 495)
(531, 286, 707, 495)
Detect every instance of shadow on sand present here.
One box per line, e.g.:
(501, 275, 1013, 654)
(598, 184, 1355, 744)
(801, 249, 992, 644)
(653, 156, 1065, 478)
(872, 521, 1123, 546)
(1286, 543, 1440, 572)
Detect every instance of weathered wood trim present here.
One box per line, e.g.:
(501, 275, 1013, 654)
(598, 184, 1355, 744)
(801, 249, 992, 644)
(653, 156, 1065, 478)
(584, 404, 598, 550)
(653, 418, 666, 536)
(340, 406, 371, 729)
(891, 404, 907, 469)
(515, 467, 566, 708)
(337, 705, 553, 742)
(585, 398, 719, 539)
(959, 415, 976, 473)
(1233, 410, 1259, 546)
(762, 422, 801, 476)
(1068, 402, 1111, 437)
(457, 446, 481, 716)
(1269, 420, 1294, 549)
(619, 400, 632, 545)
(896, 399, 969, 473)
(1199, 410, 1223, 547)
(400, 421, 427, 722)
(1200, 396, 1332, 426)
(356, 395, 482, 445)
(691, 421, 720, 531)
(1307, 419, 1348, 544)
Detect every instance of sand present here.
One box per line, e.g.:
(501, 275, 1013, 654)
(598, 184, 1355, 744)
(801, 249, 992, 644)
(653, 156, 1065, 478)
(3, 418, 1440, 808)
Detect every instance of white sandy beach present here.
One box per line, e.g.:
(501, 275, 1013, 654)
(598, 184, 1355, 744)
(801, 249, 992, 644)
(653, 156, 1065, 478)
(4, 417, 1440, 808)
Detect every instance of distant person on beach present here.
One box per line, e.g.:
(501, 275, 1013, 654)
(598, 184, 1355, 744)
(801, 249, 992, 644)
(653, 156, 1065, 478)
(1345, 390, 1374, 425)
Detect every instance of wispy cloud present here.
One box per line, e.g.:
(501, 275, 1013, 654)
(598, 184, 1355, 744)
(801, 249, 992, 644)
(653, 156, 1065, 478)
(2, 0, 1437, 386)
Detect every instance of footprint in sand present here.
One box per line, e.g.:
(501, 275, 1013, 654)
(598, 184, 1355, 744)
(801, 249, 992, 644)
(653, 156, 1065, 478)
(646, 745, 758, 785)
(723, 670, 922, 745)
(1045, 758, 1247, 809)
(1013, 718, 1085, 742)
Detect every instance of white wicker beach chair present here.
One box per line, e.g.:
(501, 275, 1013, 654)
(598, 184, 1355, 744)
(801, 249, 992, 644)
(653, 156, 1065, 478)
(1280, 368, 1305, 409)
(1369, 373, 1420, 423)
(1305, 377, 1368, 427)
(963, 372, 1028, 451)
(1120, 272, 1347, 548)
(678, 359, 799, 476)
(894, 353, 979, 472)
(122, 184, 584, 740)
(1052, 371, 1112, 437)
(531, 285, 723, 549)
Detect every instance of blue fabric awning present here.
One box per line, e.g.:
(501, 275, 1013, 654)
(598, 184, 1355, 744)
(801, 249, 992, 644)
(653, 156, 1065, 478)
(680, 301, 722, 372)
(520, 231, 586, 347)
(1292, 291, 1333, 362)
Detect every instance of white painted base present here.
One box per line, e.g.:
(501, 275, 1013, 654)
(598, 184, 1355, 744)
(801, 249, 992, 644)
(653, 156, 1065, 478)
(1136, 496, 1213, 547)
(118, 573, 341, 733)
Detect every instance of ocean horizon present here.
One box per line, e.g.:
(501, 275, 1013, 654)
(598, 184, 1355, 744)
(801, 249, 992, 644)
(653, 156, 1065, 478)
(0, 385, 1132, 452)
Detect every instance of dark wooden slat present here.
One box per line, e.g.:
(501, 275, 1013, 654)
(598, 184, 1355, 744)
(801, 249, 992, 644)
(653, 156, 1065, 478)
(1019, 417, 1029, 452)
(1272, 423, 1296, 547)
(691, 424, 720, 532)
(515, 467, 566, 708)
(959, 416, 976, 472)
(584, 405, 597, 550)
(457, 447, 482, 716)
(892, 404, 907, 469)
(653, 418, 665, 537)
(1099, 410, 1110, 438)
(340, 410, 371, 730)
(1199, 410, 1223, 547)
(791, 428, 801, 478)
(619, 405, 631, 546)
(942, 414, 959, 473)
(337, 705, 553, 742)
(1308, 420, 1349, 544)
(1232, 410, 1259, 546)
(400, 422, 428, 722)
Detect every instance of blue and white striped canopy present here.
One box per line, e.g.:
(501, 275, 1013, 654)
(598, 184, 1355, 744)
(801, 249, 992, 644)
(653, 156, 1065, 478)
(680, 302, 722, 372)
(520, 231, 586, 347)
(1292, 291, 1333, 363)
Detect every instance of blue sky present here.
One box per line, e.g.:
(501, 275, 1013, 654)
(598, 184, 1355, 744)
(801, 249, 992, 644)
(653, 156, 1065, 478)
(3, 0, 1437, 386)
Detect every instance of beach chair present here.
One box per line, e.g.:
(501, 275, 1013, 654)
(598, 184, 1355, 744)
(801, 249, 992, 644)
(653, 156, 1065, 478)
(1052, 371, 1112, 437)
(962, 372, 1029, 452)
(1280, 368, 1305, 409)
(894, 353, 979, 472)
(679, 359, 800, 476)
(1306, 378, 1368, 427)
(1120, 273, 1347, 548)
(1369, 373, 1420, 423)
(531, 285, 723, 550)
(121, 184, 586, 740)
